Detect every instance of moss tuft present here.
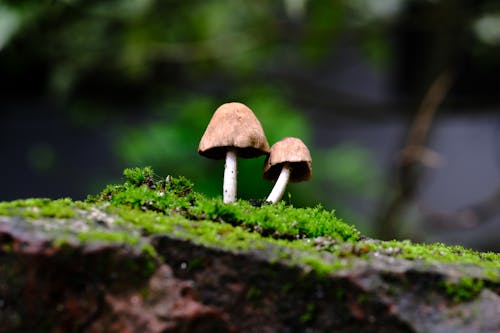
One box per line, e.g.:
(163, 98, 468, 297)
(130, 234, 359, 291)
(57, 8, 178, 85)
(441, 277, 485, 302)
(86, 167, 358, 242)
(123, 166, 155, 187)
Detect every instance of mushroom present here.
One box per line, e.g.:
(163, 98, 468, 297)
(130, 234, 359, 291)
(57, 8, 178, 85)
(263, 137, 312, 204)
(199, 102, 269, 203)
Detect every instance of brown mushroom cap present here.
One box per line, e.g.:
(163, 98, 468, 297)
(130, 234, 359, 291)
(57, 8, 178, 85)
(198, 102, 270, 159)
(263, 137, 312, 182)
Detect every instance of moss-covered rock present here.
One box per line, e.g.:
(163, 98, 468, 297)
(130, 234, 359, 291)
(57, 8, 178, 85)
(0, 167, 499, 332)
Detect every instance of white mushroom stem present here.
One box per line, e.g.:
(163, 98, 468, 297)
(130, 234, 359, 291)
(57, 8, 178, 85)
(266, 164, 291, 204)
(223, 149, 238, 203)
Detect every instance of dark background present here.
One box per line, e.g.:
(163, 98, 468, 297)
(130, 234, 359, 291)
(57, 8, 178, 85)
(1, 0, 499, 250)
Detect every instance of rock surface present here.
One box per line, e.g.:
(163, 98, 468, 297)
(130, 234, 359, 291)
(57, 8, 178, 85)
(1, 168, 499, 332)
(0, 212, 499, 333)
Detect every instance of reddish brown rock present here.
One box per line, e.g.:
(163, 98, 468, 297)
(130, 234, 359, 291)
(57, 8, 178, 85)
(88, 265, 232, 333)
(0, 217, 231, 333)
(1, 214, 500, 332)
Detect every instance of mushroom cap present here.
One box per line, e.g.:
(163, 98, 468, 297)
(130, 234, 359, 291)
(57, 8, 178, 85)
(263, 137, 312, 182)
(198, 102, 270, 159)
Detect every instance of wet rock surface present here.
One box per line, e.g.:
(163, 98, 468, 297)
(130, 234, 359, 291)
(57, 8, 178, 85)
(0, 213, 499, 332)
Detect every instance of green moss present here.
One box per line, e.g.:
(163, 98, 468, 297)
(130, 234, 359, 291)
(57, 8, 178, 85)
(0, 198, 76, 218)
(300, 303, 316, 324)
(1, 167, 499, 287)
(85, 167, 359, 242)
(123, 166, 155, 187)
(0, 198, 47, 216)
(103, 202, 350, 275)
(40, 198, 77, 218)
(300, 253, 345, 276)
(77, 230, 140, 245)
(191, 198, 359, 241)
(441, 277, 485, 302)
(376, 240, 500, 275)
(245, 286, 262, 300)
(187, 257, 204, 271)
(357, 293, 368, 304)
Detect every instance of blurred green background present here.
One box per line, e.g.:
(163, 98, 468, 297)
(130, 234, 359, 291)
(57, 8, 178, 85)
(1, 0, 500, 249)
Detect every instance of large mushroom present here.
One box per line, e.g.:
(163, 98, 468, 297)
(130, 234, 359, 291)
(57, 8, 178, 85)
(263, 137, 312, 204)
(199, 102, 269, 203)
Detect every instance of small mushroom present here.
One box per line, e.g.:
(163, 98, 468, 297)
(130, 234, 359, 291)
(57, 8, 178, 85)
(263, 137, 312, 204)
(199, 102, 269, 203)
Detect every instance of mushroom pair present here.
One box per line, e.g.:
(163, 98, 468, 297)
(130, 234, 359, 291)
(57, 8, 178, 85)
(198, 102, 311, 204)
